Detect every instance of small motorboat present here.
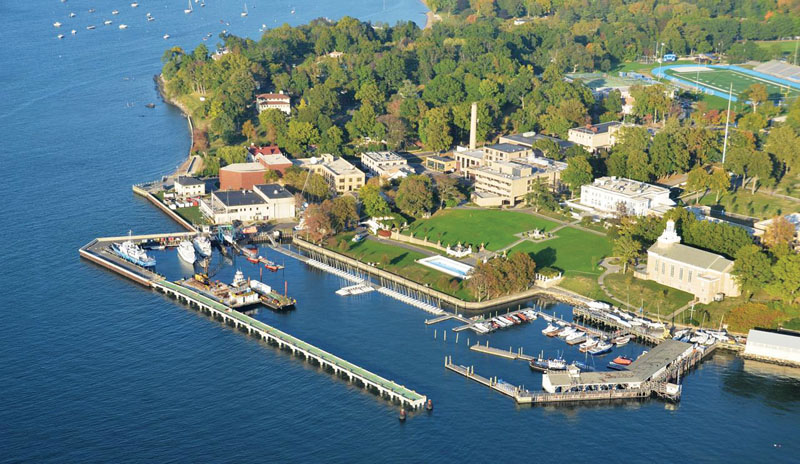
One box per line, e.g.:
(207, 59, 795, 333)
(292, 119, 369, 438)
(118, 24, 128, 29)
(131, 2, 139, 7)
(589, 341, 613, 356)
(69, 12, 77, 17)
(246, 257, 259, 264)
(71, 29, 77, 35)
(104, 20, 112, 25)
(542, 323, 560, 337)
(112, 10, 119, 15)
(53, 22, 62, 27)
(426, 399, 433, 411)
(613, 335, 632, 346)
(571, 361, 595, 372)
(558, 326, 577, 338)
(163, 34, 170, 39)
(145, 103, 156, 108)
(612, 356, 633, 366)
(398, 409, 406, 422)
(565, 331, 587, 345)
(86, 25, 96, 30)
(57, 34, 65, 39)
(579, 337, 598, 352)
(88, 8, 95, 13)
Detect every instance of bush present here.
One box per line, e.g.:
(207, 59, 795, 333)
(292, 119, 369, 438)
(726, 303, 784, 333)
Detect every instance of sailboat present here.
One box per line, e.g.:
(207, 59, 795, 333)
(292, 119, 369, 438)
(184, 0, 193, 14)
(241, 3, 248, 17)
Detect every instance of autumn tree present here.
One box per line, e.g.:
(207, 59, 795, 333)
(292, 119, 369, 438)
(432, 174, 464, 208)
(708, 168, 730, 203)
(304, 201, 334, 243)
(743, 83, 767, 111)
(762, 215, 795, 256)
(396, 175, 433, 218)
(241, 120, 257, 142)
(330, 196, 359, 232)
(686, 166, 711, 204)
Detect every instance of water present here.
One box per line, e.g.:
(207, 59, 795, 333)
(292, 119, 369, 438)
(2, 1, 799, 462)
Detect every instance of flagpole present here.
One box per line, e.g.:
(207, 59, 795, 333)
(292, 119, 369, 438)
(721, 83, 733, 165)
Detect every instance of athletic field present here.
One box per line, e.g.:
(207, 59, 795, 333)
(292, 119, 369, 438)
(663, 66, 800, 102)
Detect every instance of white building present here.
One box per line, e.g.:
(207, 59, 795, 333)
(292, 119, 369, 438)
(640, 220, 740, 304)
(744, 329, 800, 367)
(256, 93, 291, 115)
(577, 176, 675, 217)
(199, 184, 295, 224)
(568, 121, 622, 151)
(360, 151, 409, 178)
(174, 176, 205, 197)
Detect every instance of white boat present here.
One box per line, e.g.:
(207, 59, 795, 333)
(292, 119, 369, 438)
(86, 25, 95, 30)
(689, 332, 708, 344)
(53, 22, 62, 27)
(71, 29, 77, 34)
(69, 12, 76, 17)
(57, 34, 65, 39)
(579, 337, 598, 352)
(673, 328, 691, 340)
(558, 326, 577, 338)
(613, 335, 632, 346)
(541, 323, 557, 335)
(118, 24, 128, 29)
(104, 20, 112, 25)
(565, 331, 587, 345)
(232, 269, 247, 288)
(177, 240, 197, 264)
(193, 235, 212, 257)
(163, 34, 170, 39)
(184, 0, 193, 14)
(88, 8, 95, 13)
(112, 10, 119, 15)
(588, 341, 613, 356)
(131, 2, 139, 7)
(241, 3, 248, 16)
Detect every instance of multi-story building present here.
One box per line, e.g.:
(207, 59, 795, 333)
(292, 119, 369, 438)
(481, 143, 532, 163)
(255, 93, 291, 115)
(296, 154, 365, 194)
(641, 220, 740, 304)
(498, 132, 575, 155)
(425, 155, 457, 173)
(567, 121, 622, 151)
(577, 176, 674, 217)
(360, 151, 409, 178)
(454, 149, 486, 175)
(174, 176, 205, 197)
(219, 162, 268, 191)
(470, 157, 567, 207)
(199, 184, 295, 224)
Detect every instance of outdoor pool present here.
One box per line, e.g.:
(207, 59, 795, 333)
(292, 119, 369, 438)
(417, 255, 474, 279)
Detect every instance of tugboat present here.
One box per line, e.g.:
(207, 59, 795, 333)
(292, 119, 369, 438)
(529, 356, 568, 373)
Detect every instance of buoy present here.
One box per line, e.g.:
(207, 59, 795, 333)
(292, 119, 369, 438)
(426, 399, 433, 411)
(398, 409, 406, 421)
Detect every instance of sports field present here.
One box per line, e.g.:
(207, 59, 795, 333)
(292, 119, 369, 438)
(664, 66, 800, 101)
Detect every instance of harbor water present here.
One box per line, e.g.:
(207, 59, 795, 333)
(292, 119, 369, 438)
(2, 1, 799, 462)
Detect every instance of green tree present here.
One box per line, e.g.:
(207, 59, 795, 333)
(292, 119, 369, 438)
(613, 234, 641, 273)
(433, 174, 465, 208)
(525, 177, 558, 212)
(708, 168, 730, 203)
(686, 166, 711, 204)
(286, 120, 320, 156)
(767, 254, 800, 304)
(764, 125, 800, 174)
(561, 156, 594, 197)
(330, 196, 359, 232)
(305, 172, 331, 201)
(732, 245, 773, 299)
(359, 183, 391, 218)
(420, 107, 452, 152)
(396, 175, 433, 218)
(217, 146, 248, 166)
(263, 169, 280, 183)
(743, 83, 768, 111)
(626, 150, 653, 182)
(258, 109, 288, 145)
(319, 126, 344, 154)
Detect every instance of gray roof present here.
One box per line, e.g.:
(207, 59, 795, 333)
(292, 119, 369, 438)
(255, 184, 293, 200)
(486, 143, 528, 153)
(571, 121, 621, 135)
(746, 329, 800, 350)
(212, 190, 266, 207)
(501, 133, 575, 150)
(175, 176, 204, 186)
(648, 242, 733, 273)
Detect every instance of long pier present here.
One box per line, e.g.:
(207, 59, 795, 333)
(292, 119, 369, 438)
(79, 233, 428, 410)
(469, 341, 534, 361)
(572, 305, 667, 345)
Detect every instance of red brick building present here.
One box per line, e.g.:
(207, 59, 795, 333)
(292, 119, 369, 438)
(219, 162, 268, 190)
(248, 145, 293, 175)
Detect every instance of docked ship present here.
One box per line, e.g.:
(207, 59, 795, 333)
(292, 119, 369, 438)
(193, 235, 212, 257)
(177, 240, 196, 264)
(178, 271, 259, 309)
(249, 279, 296, 310)
(529, 356, 568, 373)
(111, 239, 156, 267)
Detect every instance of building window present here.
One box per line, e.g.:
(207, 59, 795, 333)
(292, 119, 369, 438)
(670, 265, 674, 277)
(661, 263, 665, 274)
(679, 268, 683, 281)
(688, 271, 692, 283)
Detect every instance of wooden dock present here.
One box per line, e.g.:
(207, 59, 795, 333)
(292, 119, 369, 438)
(469, 342, 534, 361)
(572, 306, 666, 345)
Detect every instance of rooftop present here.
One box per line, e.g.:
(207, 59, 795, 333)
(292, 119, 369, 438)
(456, 149, 486, 161)
(500, 132, 575, 150)
(427, 155, 454, 162)
(254, 184, 293, 200)
(257, 153, 292, 166)
(485, 143, 528, 153)
(248, 145, 282, 156)
(587, 176, 671, 199)
(212, 190, 267, 207)
(361, 151, 405, 163)
(648, 241, 733, 273)
(220, 162, 266, 173)
(256, 93, 290, 101)
(175, 176, 203, 186)
(570, 121, 622, 135)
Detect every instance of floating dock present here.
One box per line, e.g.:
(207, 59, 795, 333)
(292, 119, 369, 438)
(80, 233, 427, 410)
(469, 341, 534, 361)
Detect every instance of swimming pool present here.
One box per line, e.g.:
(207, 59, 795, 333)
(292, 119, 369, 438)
(417, 256, 474, 279)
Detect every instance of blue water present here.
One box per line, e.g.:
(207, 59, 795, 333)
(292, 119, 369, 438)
(2, 1, 799, 462)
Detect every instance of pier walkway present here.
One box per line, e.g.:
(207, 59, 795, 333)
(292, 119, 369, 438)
(469, 341, 534, 361)
(154, 280, 427, 409)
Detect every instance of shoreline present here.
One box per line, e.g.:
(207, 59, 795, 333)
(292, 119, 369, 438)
(155, 74, 199, 177)
(419, 0, 440, 30)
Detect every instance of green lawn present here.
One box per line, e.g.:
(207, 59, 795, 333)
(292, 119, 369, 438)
(558, 275, 606, 301)
(698, 188, 800, 220)
(405, 209, 558, 251)
(754, 39, 800, 55)
(333, 234, 474, 300)
(603, 273, 694, 318)
(176, 206, 207, 225)
(664, 67, 800, 101)
(508, 227, 613, 276)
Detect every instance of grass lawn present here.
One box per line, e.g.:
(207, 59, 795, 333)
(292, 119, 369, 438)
(688, 292, 800, 333)
(331, 234, 474, 301)
(405, 209, 558, 251)
(176, 206, 207, 225)
(603, 272, 694, 318)
(508, 227, 613, 276)
(754, 40, 800, 55)
(558, 275, 606, 301)
(698, 188, 800, 220)
(664, 66, 800, 101)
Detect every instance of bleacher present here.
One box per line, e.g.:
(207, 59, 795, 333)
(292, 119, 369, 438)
(754, 60, 800, 83)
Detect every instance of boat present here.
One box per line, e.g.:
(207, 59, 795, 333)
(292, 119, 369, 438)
(516, 313, 528, 322)
(613, 335, 632, 346)
(246, 257, 259, 264)
(104, 20, 112, 25)
(241, 3, 248, 17)
(69, 12, 76, 17)
(111, 239, 156, 267)
(177, 240, 197, 264)
(148, 15, 155, 22)
(185, 0, 193, 14)
(88, 8, 95, 13)
(588, 341, 613, 356)
(131, 2, 139, 7)
(607, 361, 629, 371)
(200, 0, 205, 7)
(565, 331, 587, 345)
(193, 235, 212, 257)
(579, 337, 598, 352)
(242, 245, 258, 259)
(612, 356, 633, 366)
(542, 323, 560, 337)
(250, 278, 296, 310)
(118, 24, 128, 29)
(86, 25, 95, 30)
(53, 22, 62, 27)
(71, 29, 77, 34)
(222, 230, 234, 245)
(571, 361, 595, 371)
(558, 326, 577, 338)
(57, 34, 65, 39)
(529, 356, 568, 373)
(163, 34, 170, 39)
(112, 10, 119, 15)
(673, 328, 691, 340)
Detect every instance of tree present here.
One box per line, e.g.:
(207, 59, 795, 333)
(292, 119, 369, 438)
(330, 196, 359, 232)
(686, 166, 711, 204)
(526, 177, 558, 212)
(708, 168, 730, 203)
(286, 120, 320, 156)
(305, 173, 331, 201)
(613, 235, 641, 273)
(626, 149, 653, 182)
(217, 146, 247, 166)
(732, 245, 773, 299)
(764, 126, 800, 174)
(746, 150, 773, 194)
(241, 120, 257, 141)
(561, 156, 593, 197)
(743, 83, 767, 111)
(359, 183, 391, 218)
(433, 174, 464, 208)
(304, 201, 334, 243)
(319, 126, 344, 154)
(396, 175, 433, 218)
(258, 109, 288, 145)
(420, 107, 452, 152)
(263, 169, 280, 183)
(762, 215, 795, 255)
(767, 254, 800, 304)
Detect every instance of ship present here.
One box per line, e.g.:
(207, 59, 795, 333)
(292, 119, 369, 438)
(249, 279, 296, 310)
(193, 235, 212, 257)
(529, 356, 568, 373)
(177, 240, 196, 264)
(111, 239, 156, 267)
(178, 271, 259, 308)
